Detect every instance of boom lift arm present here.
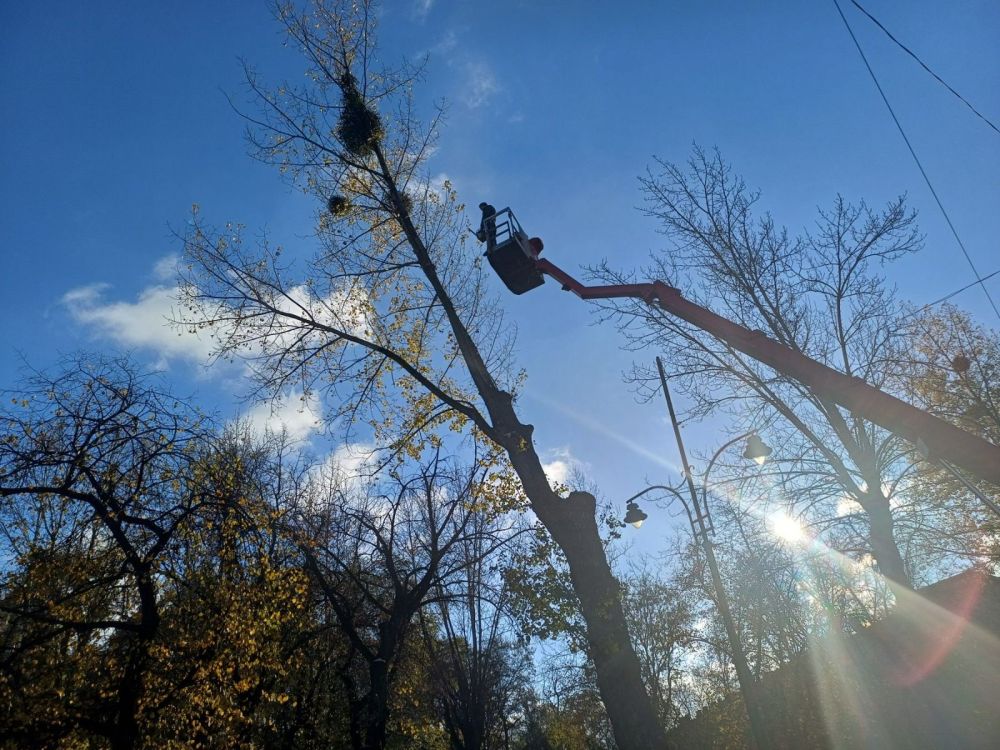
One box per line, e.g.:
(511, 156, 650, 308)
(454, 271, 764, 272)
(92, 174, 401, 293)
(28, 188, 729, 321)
(482, 217, 1000, 485)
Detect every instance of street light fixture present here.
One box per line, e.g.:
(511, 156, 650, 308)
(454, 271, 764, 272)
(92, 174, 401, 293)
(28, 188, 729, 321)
(743, 434, 772, 466)
(624, 501, 648, 529)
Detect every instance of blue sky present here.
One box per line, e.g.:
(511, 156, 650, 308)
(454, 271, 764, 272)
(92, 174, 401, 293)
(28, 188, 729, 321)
(2, 0, 998, 552)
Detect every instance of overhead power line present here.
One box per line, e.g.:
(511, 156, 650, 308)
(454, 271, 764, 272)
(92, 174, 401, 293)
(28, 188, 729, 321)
(849, 0, 1000, 136)
(904, 267, 1000, 320)
(832, 0, 1000, 326)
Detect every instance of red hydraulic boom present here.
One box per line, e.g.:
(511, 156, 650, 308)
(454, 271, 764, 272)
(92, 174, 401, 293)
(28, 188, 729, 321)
(536, 259, 1000, 485)
(481, 213, 1000, 485)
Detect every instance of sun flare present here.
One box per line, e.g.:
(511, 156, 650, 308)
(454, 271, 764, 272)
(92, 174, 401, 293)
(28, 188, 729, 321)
(770, 513, 807, 544)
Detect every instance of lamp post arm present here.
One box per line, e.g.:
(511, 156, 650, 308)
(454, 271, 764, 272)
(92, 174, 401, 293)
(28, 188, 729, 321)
(704, 432, 753, 495)
(701, 431, 754, 530)
(624, 484, 699, 539)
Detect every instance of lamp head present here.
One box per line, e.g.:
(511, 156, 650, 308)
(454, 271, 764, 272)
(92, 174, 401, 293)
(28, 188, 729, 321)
(743, 434, 772, 466)
(624, 501, 648, 529)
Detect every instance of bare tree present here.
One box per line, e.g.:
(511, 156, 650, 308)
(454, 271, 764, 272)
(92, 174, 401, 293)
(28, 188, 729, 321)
(417, 512, 530, 750)
(621, 562, 698, 730)
(598, 148, 923, 592)
(177, 1, 668, 746)
(295, 449, 516, 750)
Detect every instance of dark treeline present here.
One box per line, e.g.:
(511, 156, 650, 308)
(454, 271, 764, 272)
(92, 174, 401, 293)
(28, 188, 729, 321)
(2, 348, 996, 749)
(0, 355, 537, 749)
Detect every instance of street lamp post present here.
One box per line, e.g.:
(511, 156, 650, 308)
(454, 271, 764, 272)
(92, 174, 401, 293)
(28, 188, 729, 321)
(653, 356, 771, 750)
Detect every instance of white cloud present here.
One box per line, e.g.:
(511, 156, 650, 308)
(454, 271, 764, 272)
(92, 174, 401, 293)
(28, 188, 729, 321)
(64, 257, 373, 376)
(62, 281, 214, 367)
(424, 172, 452, 199)
(413, 29, 460, 61)
(244, 390, 323, 443)
(541, 447, 588, 487)
(314, 441, 377, 493)
(431, 29, 458, 55)
(412, 0, 434, 21)
(464, 62, 499, 108)
(255, 282, 373, 359)
(295, 442, 377, 515)
(542, 458, 572, 486)
(403, 171, 451, 203)
(153, 254, 179, 281)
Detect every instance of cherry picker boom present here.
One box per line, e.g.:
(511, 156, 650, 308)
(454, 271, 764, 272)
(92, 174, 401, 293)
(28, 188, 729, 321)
(482, 207, 1000, 486)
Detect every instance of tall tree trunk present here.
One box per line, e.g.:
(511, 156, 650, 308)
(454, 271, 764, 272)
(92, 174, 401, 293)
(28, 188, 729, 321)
(109, 571, 160, 750)
(550, 490, 671, 750)
(864, 493, 911, 594)
(109, 649, 145, 750)
(386, 167, 670, 749)
(485, 403, 668, 749)
(364, 657, 391, 750)
(339, 669, 364, 750)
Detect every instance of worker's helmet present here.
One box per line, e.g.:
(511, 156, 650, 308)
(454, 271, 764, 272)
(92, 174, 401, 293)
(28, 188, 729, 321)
(479, 202, 488, 210)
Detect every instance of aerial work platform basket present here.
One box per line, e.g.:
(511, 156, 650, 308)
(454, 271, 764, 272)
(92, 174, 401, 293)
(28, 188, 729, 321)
(483, 208, 545, 295)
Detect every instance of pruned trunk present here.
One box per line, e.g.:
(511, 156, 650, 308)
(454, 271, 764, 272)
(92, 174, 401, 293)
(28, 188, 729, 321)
(383, 160, 670, 749)
(490, 409, 668, 748)
(551, 490, 671, 750)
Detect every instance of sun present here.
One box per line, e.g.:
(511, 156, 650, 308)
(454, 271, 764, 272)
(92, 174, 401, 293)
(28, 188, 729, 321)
(769, 513, 807, 544)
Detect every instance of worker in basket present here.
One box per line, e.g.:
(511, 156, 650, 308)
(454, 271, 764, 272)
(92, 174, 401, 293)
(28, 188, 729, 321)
(477, 202, 497, 253)
(475, 202, 543, 258)
(475, 202, 545, 294)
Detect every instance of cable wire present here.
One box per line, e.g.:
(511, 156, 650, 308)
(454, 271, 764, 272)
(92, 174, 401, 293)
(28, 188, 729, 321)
(833, 0, 1000, 326)
(903, 267, 1000, 320)
(849, 0, 1000, 136)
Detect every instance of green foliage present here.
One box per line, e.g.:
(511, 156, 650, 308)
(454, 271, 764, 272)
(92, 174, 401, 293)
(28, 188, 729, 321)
(504, 504, 625, 650)
(504, 525, 585, 645)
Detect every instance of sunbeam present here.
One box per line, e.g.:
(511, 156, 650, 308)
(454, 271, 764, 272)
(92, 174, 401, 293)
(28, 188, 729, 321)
(524, 391, 684, 473)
